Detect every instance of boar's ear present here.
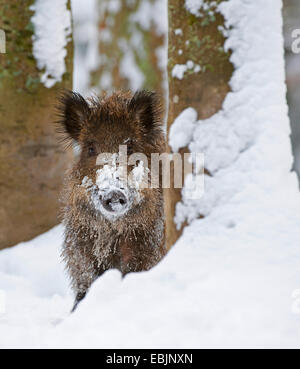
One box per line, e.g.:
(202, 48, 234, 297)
(57, 91, 90, 142)
(128, 90, 163, 132)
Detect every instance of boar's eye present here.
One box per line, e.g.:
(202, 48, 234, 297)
(125, 139, 134, 156)
(87, 145, 97, 157)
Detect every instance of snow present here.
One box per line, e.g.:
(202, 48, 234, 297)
(81, 157, 148, 221)
(80, 0, 168, 94)
(171, 61, 197, 80)
(71, 0, 100, 95)
(119, 41, 145, 91)
(185, 0, 204, 17)
(1, 206, 300, 348)
(0, 226, 73, 349)
(131, 161, 148, 190)
(106, 0, 121, 14)
(118, 0, 168, 91)
(169, 108, 198, 152)
(131, 0, 168, 36)
(194, 64, 201, 73)
(186, 60, 194, 69)
(185, 0, 217, 17)
(171, 0, 294, 227)
(175, 28, 183, 36)
(1, 0, 300, 349)
(31, 0, 72, 88)
(171, 64, 188, 80)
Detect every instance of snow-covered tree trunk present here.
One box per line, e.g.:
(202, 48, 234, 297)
(90, 0, 167, 96)
(283, 0, 300, 178)
(0, 0, 73, 249)
(165, 0, 233, 249)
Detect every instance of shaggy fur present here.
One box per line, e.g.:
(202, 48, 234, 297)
(57, 90, 166, 310)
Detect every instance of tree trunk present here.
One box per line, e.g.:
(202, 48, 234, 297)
(0, 0, 73, 249)
(165, 0, 233, 249)
(90, 0, 167, 96)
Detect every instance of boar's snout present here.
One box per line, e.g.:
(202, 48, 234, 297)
(101, 190, 128, 214)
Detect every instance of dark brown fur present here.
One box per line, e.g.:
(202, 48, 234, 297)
(57, 90, 166, 310)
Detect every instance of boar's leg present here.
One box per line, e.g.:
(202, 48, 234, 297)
(63, 241, 106, 312)
(71, 291, 87, 312)
(70, 262, 107, 313)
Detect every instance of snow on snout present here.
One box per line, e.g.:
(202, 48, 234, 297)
(82, 158, 148, 220)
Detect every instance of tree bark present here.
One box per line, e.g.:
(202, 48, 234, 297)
(0, 0, 73, 249)
(165, 0, 233, 249)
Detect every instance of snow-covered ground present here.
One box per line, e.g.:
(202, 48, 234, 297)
(0, 0, 300, 348)
(1, 188, 300, 348)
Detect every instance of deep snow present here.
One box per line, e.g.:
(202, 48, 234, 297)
(0, 0, 300, 349)
(1, 196, 300, 348)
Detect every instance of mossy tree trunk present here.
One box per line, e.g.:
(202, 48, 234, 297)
(165, 0, 233, 249)
(0, 0, 73, 249)
(91, 0, 166, 97)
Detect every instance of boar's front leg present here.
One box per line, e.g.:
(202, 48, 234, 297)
(62, 241, 104, 312)
(71, 268, 106, 312)
(72, 291, 86, 312)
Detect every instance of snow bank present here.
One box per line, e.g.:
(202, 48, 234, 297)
(1, 0, 300, 349)
(1, 210, 300, 348)
(0, 226, 72, 349)
(31, 0, 72, 88)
